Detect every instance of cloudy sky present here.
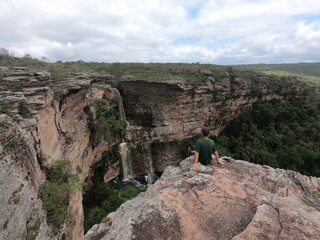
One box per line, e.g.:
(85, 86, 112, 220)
(1, 0, 320, 64)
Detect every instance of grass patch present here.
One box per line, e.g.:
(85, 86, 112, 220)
(261, 70, 320, 85)
(101, 217, 111, 223)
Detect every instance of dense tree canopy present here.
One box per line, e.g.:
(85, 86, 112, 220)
(216, 99, 320, 177)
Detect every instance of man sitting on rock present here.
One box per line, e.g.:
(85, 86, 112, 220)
(191, 127, 224, 170)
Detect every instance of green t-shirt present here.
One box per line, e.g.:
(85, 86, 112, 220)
(194, 138, 217, 165)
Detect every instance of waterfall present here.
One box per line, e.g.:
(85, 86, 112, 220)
(143, 144, 158, 185)
(144, 144, 154, 173)
(119, 142, 133, 181)
(118, 97, 126, 122)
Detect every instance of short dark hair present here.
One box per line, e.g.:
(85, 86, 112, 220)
(201, 127, 210, 137)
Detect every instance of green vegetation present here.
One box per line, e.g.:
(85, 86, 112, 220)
(18, 102, 32, 118)
(25, 218, 41, 240)
(0, 70, 4, 79)
(315, 190, 320, 198)
(215, 98, 320, 177)
(76, 165, 82, 174)
(82, 144, 142, 233)
(83, 182, 142, 233)
(0, 100, 9, 113)
(39, 160, 82, 231)
(232, 63, 320, 85)
(1, 219, 9, 230)
(10, 81, 23, 92)
(101, 217, 111, 223)
(0, 47, 236, 84)
(89, 96, 126, 145)
(1, 47, 320, 91)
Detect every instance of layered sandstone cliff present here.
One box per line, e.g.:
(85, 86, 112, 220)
(85, 157, 320, 240)
(0, 68, 120, 239)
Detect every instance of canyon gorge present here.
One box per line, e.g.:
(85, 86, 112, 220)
(0, 65, 318, 240)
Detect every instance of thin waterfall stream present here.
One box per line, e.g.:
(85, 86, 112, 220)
(143, 144, 158, 185)
(119, 142, 133, 181)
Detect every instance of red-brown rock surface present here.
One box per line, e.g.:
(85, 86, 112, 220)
(85, 157, 320, 240)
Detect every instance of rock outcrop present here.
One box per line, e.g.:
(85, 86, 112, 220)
(85, 157, 320, 240)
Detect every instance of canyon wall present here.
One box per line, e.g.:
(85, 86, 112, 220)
(119, 70, 301, 171)
(0, 68, 120, 239)
(0, 114, 53, 240)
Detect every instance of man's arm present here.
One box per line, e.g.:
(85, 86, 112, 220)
(191, 151, 199, 170)
(214, 151, 224, 164)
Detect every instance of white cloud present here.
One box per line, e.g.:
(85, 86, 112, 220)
(1, 0, 320, 64)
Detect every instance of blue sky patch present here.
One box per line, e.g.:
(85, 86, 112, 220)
(301, 14, 320, 22)
(215, 39, 238, 47)
(174, 36, 199, 44)
(187, 7, 200, 19)
(295, 14, 320, 23)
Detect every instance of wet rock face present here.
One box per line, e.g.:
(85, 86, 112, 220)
(119, 80, 183, 128)
(85, 157, 320, 240)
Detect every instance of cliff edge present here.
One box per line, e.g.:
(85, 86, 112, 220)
(86, 157, 320, 240)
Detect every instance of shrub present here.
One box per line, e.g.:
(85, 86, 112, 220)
(18, 102, 32, 118)
(39, 160, 82, 231)
(76, 165, 82, 174)
(0, 100, 9, 113)
(83, 183, 142, 233)
(83, 207, 107, 232)
(10, 81, 23, 92)
(0, 70, 4, 79)
(90, 96, 126, 145)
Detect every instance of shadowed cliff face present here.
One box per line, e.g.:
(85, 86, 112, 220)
(85, 157, 320, 240)
(119, 76, 297, 142)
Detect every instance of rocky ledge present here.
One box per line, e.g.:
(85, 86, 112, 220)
(86, 157, 320, 240)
